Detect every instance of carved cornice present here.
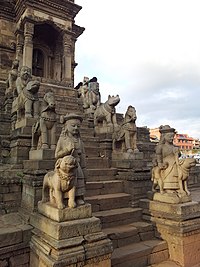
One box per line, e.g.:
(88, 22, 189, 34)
(72, 24, 85, 39)
(15, 0, 82, 23)
(0, 0, 15, 21)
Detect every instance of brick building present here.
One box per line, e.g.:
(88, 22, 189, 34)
(173, 134, 194, 151)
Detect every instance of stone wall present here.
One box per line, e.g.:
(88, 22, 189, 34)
(0, 175, 22, 214)
(0, 19, 16, 81)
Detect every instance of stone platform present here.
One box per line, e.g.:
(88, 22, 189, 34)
(30, 203, 113, 267)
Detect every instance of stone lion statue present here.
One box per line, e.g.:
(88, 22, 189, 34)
(41, 155, 78, 209)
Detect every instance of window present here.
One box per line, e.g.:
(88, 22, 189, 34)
(32, 49, 44, 77)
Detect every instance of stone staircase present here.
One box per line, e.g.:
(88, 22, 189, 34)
(81, 118, 169, 267)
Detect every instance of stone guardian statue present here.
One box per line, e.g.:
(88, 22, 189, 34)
(55, 113, 86, 205)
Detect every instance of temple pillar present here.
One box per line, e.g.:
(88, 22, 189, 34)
(23, 22, 34, 69)
(62, 32, 72, 81)
(16, 31, 24, 68)
(54, 48, 62, 81)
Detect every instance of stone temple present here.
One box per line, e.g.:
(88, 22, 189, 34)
(1, 1, 200, 267)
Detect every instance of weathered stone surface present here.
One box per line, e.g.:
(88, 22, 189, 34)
(148, 199, 200, 267)
(38, 202, 92, 222)
(152, 192, 192, 204)
(23, 159, 55, 170)
(32, 228, 84, 250)
(112, 151, 144, 160)
(15, 117, 37, 129)
(29, 149, 55, 160)
(0, 227, 22, 248)
(147, 199, 200, 222)
(30, 213, 102, 240)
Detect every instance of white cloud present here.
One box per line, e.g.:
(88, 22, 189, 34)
(74, 0, 200, 139)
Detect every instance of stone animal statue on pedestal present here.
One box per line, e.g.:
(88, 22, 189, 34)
(5, 59, 19, 99)
(94, 95, 120, 127)
(31, 91, 57, 150)
(112, 106, 139, 153)
(41, 155, 78, 209)
(17, 80, 40, 119)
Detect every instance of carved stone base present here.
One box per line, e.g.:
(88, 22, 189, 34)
(29, 149, 55, 160)
(38, 202, 92, 222)
(147, 199, 200, 267)
(149, 191, 191, 204)
(10, 128, 32, 164)
(30, 205, 113, 267)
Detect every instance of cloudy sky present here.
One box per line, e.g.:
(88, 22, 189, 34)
(74, 0, 200, 139)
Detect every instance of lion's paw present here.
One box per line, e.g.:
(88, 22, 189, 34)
(57, 204, 65, 209)
(68, 201, 77, 208)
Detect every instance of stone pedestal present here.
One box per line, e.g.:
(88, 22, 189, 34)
(20, 159, 55, 214)
(148, 191, 191, 204)
(147, 199, 200, 267)
(29, 149, 55, 160)
(30, 203, 113, 267)
(9, 117, 37, 164)
(15, 117, 36, 129)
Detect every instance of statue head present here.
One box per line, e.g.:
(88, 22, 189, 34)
(159, 125, 176, 144)
(12, 59, 19, 70)
(20, 66, 32, 81)
(60, 113, 83, 137)
(125, 105, 136, 120)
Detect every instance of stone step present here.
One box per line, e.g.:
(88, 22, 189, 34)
(111, 239, 169, 267)
(85, 146, 100, 157)
(82, 136, 100, 143)
(85, 193, 131, 212)
(93, 207, 142, 228)
(104, 221, 154, 249)
(87, 168, 118, 178)
(80, 128, 95, 136)
(84, 140, 100, 148)
(86, 157, 110, 169)
(85, 180, 124, 197)
(139, 198, 152, 222)
(148, 260, 180, 267)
